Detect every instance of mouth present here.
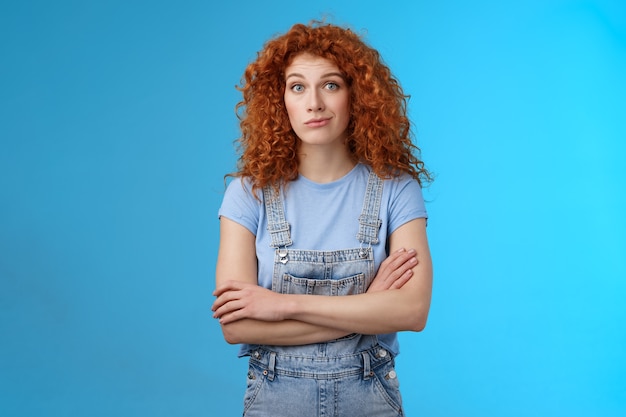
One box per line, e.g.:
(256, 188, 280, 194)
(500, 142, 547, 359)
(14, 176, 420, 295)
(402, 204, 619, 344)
(305, 118, 331, 128)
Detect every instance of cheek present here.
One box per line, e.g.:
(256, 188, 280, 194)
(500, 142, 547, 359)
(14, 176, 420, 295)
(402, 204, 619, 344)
(284, 98, 298, 124)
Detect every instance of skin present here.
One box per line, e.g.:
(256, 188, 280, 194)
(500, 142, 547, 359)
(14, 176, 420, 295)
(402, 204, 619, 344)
(212, 53, 433, 345)
(283, 53, 353, 182)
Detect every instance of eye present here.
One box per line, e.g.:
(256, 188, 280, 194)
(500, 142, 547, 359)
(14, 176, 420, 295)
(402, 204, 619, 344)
(290, 84, 305, 93)
(325, 82, 339, 91)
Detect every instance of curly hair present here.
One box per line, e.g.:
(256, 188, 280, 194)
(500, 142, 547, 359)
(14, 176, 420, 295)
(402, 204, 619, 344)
(232, 21, 431, 191)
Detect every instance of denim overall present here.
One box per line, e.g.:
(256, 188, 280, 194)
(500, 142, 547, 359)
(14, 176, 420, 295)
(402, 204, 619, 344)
(243, 172, 404, 417)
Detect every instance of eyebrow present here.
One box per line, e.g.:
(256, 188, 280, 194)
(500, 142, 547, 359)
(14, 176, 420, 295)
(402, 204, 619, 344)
(285, 72, 346, 81)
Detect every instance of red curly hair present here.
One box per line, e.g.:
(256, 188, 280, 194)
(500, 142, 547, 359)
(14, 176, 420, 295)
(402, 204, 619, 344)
(232, 21, 431, 191)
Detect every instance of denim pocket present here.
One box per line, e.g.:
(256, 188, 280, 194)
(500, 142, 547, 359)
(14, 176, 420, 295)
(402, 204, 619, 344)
(281, 273, 366, 295)
(372, 360, 404, 415)
(243, 361, 265, 414)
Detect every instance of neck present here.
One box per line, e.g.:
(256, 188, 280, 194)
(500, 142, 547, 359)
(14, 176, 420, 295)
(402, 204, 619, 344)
(297, 143, 355, 183)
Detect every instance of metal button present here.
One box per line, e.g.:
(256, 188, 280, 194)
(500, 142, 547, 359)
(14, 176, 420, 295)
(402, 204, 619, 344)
(378, 349, 387, 358)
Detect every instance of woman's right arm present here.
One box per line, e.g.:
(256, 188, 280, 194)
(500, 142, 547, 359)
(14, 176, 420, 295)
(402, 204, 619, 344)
(215, 217, 349, 345)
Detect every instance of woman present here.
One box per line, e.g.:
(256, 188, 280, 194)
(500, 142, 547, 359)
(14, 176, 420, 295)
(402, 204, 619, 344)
(212, 21, 433, 417)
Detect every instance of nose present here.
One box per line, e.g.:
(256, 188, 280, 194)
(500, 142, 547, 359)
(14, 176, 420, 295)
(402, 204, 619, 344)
(307, 90, 324, 112)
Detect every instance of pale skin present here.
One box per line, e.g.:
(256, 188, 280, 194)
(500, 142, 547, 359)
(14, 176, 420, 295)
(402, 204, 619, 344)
(212, 54, 433, 345)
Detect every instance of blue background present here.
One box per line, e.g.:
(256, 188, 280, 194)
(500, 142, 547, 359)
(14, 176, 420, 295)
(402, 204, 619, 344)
(1, 0, 624, 416)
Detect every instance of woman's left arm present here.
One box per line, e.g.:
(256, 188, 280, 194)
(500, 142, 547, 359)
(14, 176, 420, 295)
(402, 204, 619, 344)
(213, 217, 432, 334)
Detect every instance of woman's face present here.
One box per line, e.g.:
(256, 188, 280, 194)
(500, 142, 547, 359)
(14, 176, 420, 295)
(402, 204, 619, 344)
(283, 53, 350, 149)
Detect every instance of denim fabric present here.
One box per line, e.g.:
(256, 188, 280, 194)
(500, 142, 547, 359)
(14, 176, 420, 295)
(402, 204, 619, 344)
(242, 172, 404, 417)
(271, 248, 373, 295)
(243, 343, 403, 417)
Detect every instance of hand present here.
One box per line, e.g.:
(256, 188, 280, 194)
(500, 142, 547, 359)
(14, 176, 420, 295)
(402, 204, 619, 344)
(212, 280, 287, 325)
(367, 248, 418, 293)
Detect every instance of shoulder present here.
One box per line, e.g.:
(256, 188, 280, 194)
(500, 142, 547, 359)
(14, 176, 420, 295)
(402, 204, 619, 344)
(219, 177, 263, 234)
(381, 171, 427, 231)
(352, 164, 424, 205)
(222, 176, 264, 201)
(384, 172, 423, 195)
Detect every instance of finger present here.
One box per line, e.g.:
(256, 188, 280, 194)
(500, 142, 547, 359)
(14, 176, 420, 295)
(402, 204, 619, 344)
(379, 251, 416, 281)
(211, 292, 228, 311)
(384, 248, 407, 265)
(217, 310, 241, 325)
(386, 255, 417, 285)
(211, 289, 240, 311)
(377, 252, 406, 277)
(390, 269, 413, 289)
(213, 298, 244, 319)
(379, 248, 405, 266)
(213, 285, 233, 297)
(389, 251, 417, 273)
(219, 310, 248, 325)
(406, 248, 418, 265)
(217, 300, 253, 324)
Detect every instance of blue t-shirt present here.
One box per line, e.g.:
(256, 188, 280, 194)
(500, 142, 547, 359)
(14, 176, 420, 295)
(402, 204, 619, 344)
(218, 163, 427, 356)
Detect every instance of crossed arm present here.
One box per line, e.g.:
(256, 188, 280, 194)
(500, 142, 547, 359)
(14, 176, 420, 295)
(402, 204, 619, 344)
(212, 216, 433, 345)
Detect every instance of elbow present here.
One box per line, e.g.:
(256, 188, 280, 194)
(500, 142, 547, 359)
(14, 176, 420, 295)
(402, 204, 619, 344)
(408, 315, 428, 332)
(223, 334, 241, 345)
(404, 304, 430, 333)
(220, 323, 244, 345)
(404, 289, 432, 332)
(220, 319, 266, 345)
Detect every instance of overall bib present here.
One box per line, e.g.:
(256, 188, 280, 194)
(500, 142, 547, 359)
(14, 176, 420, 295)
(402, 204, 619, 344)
(243, 172, 404, 417)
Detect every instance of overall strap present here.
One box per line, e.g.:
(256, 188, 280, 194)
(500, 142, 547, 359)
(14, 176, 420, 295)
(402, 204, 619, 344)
(262, 184, 293, 249)
(356, 170, 384, 251)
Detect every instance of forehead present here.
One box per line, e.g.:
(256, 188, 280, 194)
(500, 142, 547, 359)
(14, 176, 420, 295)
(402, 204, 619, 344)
(285, 53, 343, 77)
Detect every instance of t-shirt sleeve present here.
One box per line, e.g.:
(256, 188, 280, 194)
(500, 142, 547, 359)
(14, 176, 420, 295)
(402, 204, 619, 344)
(218, 177, 261, 236)
(387, 175, 428, 235)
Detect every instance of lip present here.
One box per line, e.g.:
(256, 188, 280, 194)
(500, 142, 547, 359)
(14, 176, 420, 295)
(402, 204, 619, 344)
(304, 117, 331, 128)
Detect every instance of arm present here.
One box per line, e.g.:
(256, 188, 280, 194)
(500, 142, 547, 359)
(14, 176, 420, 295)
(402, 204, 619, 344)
(214, 217, 419, 344)
(214, 217, 432, 335)
(291, 218, 432, 333)
(215, 217, 352, 345)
